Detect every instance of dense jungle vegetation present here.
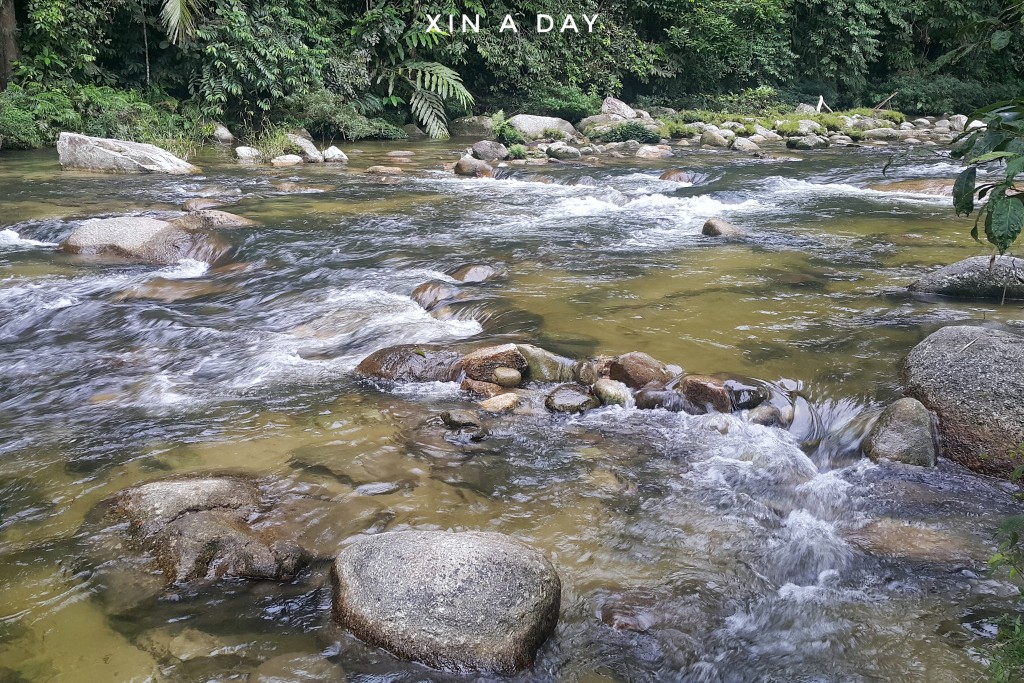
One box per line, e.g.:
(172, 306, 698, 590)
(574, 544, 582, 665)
(0, 0, 1022, 147)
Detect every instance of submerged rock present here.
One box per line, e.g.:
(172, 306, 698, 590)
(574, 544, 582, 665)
(411, 281, 463, 310)
(332, 530, 560, 673)
(677, 375, 732, 413)
(902, 325, 1024, 477)
(171, 209, 255, 230)
(60, 216, 229, 265)
(545, 384, 600, 413)
(702, 217, 744, 238)
(356, 345, 463, 382)
(252, 654, 345, 683)
(479, 393, 521, 413)
(57, 132, 199, 175)
(608, 352, 675, 389)
(100, 476, 304, 584)
(908, 256, 1024, 300)
(450, 263, 501, 282)
(461, 344, 528, 382)
(365, 165, 404, 175)
(863, 398, 937, 467)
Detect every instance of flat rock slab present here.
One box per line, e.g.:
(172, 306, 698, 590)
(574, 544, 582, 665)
(909, 255, 1024, 300)
(332, 530, 560, 673)
(61, 216, 228, 265)
(57, 132, 199, 174)
(356, 345, 463, 383)
(902, 325, 1024, 476)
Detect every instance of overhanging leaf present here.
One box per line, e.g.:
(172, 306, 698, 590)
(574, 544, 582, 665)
(985, 193, 1024, 254)
(992, 30, 1013, 51)
(953, 166, 977, 216)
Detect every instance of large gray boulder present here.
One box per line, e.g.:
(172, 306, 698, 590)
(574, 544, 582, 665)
(57, 132, 199, 175)
(286, 133, 324, 163)
(332, 530, 560, 673)
(60, 216, 229, 264)
(102, 477, 305, 584)
(454, 155, 495, 178)
(471, 140, 509, 161)
(601, 97, 637, 120)
(863, 398, 938, 466)
(515, 344, 576, 383)
(700, 130, 729, 148)
(507, 115, 576, 140)
(909, 256, 1024, 300)
(902, 326, 1024, 477)
(546, 141, 582, 160)
(577, 113, 624, 134)
(449, 115, 494, 138)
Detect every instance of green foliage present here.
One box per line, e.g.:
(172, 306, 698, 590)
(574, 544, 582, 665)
(846, 107, 905, 124)
(951, 99, 1024, 254)
(376, 61, 474, 139)
(491, 111, 525, 146)
(300, 89, 407, 141)
(594, 121, 661, 144)
(775, 120, 802, 136)
(874, 75, 1024, 115)
(523, 85, 601, 123)
(660, 120, 698, 139)
(507, 143, 527, 160)
(987, 616, 1024, 683)
(542, 128, 567, 141)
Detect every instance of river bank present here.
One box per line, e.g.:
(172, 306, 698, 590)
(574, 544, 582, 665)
(1, 135, 1023, 681)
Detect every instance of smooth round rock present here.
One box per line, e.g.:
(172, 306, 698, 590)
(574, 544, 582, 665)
(492, 367, 522, 388)
(332, 530, 561, 673)
(544, 384, 600, 414)
(593, 378, 631, 407)
(908, 256, 1024, 300)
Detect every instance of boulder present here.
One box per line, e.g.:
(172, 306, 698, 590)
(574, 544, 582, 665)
(546, 142, 583, 161)
(545, 384, 600, 413)
(450, 263, 501, 282)
(332, 530, 560, 673)
(454, 155, 495, 178)
(607, 352, 674, 389)
(449, 115, 494, 138)
(902, 325, 1024, 477)
(700, 130, 729, 148)
(271, 155, 303, 167)
(403, 124, 428, 138)
(635, 145, 673, 159)
(634, 387, 701, 413)
(492, 367, 522, 388)
(722, 378, 769, 410)
(213, 124, 235, 144)
(677, 375, 732, 413)
(234, 146, 261, 161)
(461, 344, 528, 382)
(507, 115, 577, 140)
(472, 140, 510, 161)
(786, 135, 828, 150)
(908, 256, 1024, 300)
(702, 217, 744, 238)
(461, 377, 507, 398)
(365, 165, 403, 175)
(593, 378, 631, 407)
(601, 97, 637, 119)
(659, 169, 702, 183)
(862, 128, 899, 141)
(356, 345, 463, 382)
(797, 119, 821, 135)
(171, 210, 255, 230)
(577, 113, 624, 134)
(57, 132, 199, 175)
(949, 115, 968, 132)
(103, 477, 304, 584)
(863, 398, 937, 466)
(479, 393, 522, 413)
(286, 133, 324, 163)
(754, 124, 783, 141)
(60, 216, 228, 265)
(323, 146, 349, 163)
(181, 198, 222, 212)
(515, 344, 576, 383)
(795, 103, 817, 114)
(731, 137, 760, 153)
(411, 281, 462, 310)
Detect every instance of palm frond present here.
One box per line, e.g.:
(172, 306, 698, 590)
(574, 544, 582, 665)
(160, 0, 202, 45)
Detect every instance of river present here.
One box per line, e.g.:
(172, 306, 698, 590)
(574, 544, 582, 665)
(0, 141, 1022, 682)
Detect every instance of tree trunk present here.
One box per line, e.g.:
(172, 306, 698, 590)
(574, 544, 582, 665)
(0, 0, 20, 90)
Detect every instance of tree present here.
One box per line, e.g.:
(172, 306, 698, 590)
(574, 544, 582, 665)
(0, 0, 20, 90)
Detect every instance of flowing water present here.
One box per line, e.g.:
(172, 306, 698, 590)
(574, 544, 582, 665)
(1, 141, 1023, 682)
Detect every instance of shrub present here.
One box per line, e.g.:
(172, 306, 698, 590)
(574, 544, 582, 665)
(594, 121, 660, 144)
(542, 127, 567, 141)
(301, 89, 408, 141)
(491, 111, 526, 145)
(840, 127, 864, 141)
(0, 105, 45, 149)
(712, 87, 784, 116)
(507, 144, 527, 160)
(660, 120, 698, 138)
(874, 75, 1024, 115)
(524, 85, 601, 122)
(775, 120, 802, 136)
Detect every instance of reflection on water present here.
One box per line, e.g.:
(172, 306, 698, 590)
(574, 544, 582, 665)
(0, 142, 1022, 682)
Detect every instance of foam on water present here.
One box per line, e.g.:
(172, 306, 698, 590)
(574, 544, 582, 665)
(154, 258, 210, 279)
(764, 176, 950, 204)
(0, 228, 57, 248)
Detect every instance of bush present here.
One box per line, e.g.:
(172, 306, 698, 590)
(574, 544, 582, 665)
(847, 107, 904, 124)
(523, 85, 601, 122)
(775, 120, 802, 136)
(660, 120, 698, 138)
(507, 144, 527, 160)
(0, 103, 46, 149)
(300, 90, 407, 141)
(491, 111, 526, 145)
(542, 128, 567, 141)
(874, 75, 1024, 115)
(594, 121, 660, 144)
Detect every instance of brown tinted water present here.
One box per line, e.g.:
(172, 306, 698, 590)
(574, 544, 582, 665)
(0, 140, 1022, 682)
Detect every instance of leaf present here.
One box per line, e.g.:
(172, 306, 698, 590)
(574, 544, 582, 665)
(953, 166, 976, 216)
(972, 151, 1017, 164)
(1007, 157, 1024, 182)
(985, 194, 1024, 254)
(992, 30, 1013, 51)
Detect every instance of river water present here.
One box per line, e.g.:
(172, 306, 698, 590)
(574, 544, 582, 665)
(0, 141, 1022, 682)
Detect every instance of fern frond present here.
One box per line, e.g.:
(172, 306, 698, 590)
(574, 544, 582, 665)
(409, 88, 449, 139)
(397, 60, 474, 109)
(160, 0, 203, 45)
